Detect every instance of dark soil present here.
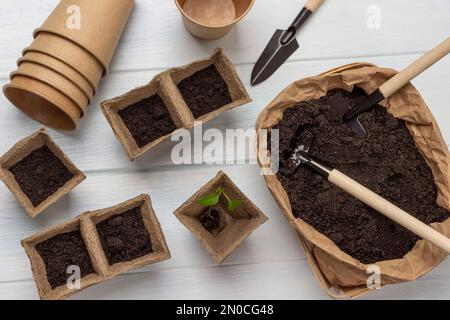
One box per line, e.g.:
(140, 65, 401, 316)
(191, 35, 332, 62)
(96, 207, 153, 265)
(199, 206, 233, 235)
(177, 65, 232, 118)
(200, 208, 221, 232)
(274, 88, 449, 264)
(119, 94, 177, 148)
(36, 230, 95, 289)
(9, 145, 73, 207)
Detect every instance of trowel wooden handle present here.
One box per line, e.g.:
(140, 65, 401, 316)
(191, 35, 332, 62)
(329, 169, 450, 254)
(379, 37, 450, 98)
(305, 0, 325, 12)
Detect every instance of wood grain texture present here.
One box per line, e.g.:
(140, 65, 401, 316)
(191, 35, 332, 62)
(0, 0, 449, 300)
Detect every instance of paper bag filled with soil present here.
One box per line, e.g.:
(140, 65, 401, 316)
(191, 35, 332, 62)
(256, 63, 450, 297)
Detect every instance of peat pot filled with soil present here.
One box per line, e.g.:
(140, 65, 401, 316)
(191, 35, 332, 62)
(82, 194, 171, 277)
(174, 171, 268, 264)
(0, 128, 85, 218)
(256, 64, 450, 296)
(22, 194, 171, 300)
(22, 216, 104, 300)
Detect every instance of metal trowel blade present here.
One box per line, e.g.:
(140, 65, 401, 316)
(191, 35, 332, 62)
(332, 93, 366, 135)
(251, 29, 300, 86)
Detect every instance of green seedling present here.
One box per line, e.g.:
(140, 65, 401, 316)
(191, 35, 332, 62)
(197, 187, 242, 212)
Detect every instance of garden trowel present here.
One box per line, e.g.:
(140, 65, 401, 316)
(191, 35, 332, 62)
(251, 0, 325, 86)
(343, 37, 450, 131)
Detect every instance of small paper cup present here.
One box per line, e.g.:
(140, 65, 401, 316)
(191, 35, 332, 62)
(19, 51, 95, 99)
(12, 61, 89, 113)
(175, 0, 255, 40)
(34, 0, 135, 73)
(3, 75, 81, 131)
(24, 32, 103, 89)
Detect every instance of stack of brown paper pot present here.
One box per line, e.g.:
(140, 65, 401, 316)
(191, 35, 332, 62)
(102, 48, 251, 161)
(3, 0, 135, 131)
(22, 194, 171, 300)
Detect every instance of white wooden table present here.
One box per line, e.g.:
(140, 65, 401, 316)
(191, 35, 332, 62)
(0, 0, 449, 300)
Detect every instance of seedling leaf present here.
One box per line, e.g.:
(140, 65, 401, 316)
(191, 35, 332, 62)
(197, 188, 223, 207)
(227, 199, 242, 212)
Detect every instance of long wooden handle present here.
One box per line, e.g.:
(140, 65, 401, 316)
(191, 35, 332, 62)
(305, 0, 325, 12)
(379, 37, 450, 98)
(329, 169, 450, 254)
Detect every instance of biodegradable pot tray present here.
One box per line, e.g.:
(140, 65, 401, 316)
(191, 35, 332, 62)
(174, 171, 268, 264)
(102, 48, 251, 161)
(22, 194, 170, 300)
(0, 128, 85, 218)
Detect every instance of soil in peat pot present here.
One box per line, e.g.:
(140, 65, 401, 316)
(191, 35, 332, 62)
(273, 88, 449, 264)
(9, 145, 73, 207)
(177, 65, 232, 119)
(96, 207, 153, 265)
(199, 207, 233, 235)
(36, 230, 95, 289)
(118, 94, 177, 148)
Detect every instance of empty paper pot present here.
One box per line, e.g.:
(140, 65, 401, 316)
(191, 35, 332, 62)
(175, 0, 255, 40)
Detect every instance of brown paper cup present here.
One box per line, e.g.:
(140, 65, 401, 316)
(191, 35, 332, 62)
(12, 62, 89, 114)
(24, 32, 103, 89)
(34, 0, 135, 73)
(3, 75, 81, 131)
(175, 0, 255, 40)
(19, 51, 95, 99)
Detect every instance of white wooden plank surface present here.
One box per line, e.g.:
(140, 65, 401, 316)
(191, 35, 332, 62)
(0, 0, 450, 300)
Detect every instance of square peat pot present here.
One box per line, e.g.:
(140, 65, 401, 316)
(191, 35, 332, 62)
(174, 171, 268, 264)
(0, 128, 85, 218)
(166, 48, 251, 124)
(101, 78, 187, 161)
(81, 194, 171, 277)
(21, 216, 105, 300)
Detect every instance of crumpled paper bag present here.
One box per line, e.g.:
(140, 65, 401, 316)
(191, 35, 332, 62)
(256, 63, 450, 297)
